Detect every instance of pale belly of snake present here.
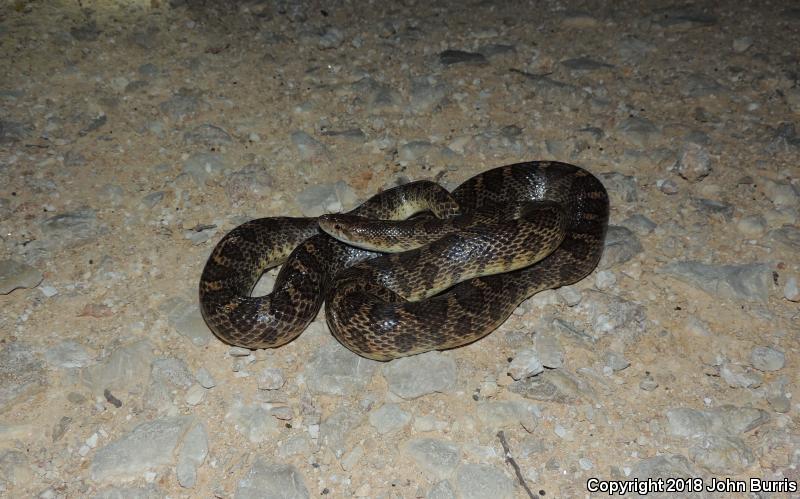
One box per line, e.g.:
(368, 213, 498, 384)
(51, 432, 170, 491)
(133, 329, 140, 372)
(199, 161, 609, 361)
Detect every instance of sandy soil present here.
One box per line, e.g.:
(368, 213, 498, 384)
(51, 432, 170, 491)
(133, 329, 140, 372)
(0, 1, 798, 498)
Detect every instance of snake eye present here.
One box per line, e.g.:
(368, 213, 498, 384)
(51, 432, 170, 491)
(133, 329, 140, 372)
(334, 224, 342, 230)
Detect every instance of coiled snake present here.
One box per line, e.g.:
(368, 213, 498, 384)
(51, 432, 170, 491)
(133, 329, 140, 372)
(199, 161, 609, 360)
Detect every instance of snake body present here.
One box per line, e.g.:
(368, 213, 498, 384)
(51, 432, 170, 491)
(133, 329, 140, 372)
(199, 161, 609, 360)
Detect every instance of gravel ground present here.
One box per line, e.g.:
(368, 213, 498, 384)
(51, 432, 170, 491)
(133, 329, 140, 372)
(1, 1, 799, 498)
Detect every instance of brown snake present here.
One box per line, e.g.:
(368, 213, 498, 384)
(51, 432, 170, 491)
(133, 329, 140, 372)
(199, 161, 609, 360)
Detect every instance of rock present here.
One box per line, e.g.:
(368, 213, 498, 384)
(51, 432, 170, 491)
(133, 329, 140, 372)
(676, 143, 712, 182)
(691, 198, 733, 220)
(720, 362, 762, 388)
(398, 140, 454, 164)
(786, 87, 800, 114)
(404, 438, 461, 480)
(762, 177, 800, 207)
(182, 153, 226, 185)
(784, 276, 800, 302)
(351, 77, 403, 113)
(82, 341, 153, 398)
(657, 178, 679, 195)
(185, 384, 205, 406)
(0, 342, 47, 413)
(603, 351, 630, 371)
(427, 480, 457, 499)
(616, 117, 660, 147)
(576, 290, 646, 341)
(225, 163, 275, 203)
(656, 261, 773, 303)
(0, 449, 31, 486)
(194, 367, 216, 388)
(176, 422, 208, 488)
(439, 49, 488, 66)
(277, 435, 312, 459)
(736, 215, 767, 238)
(665, 405, 769, 438)
(305, 342, 379, 396)
(768, 225, 800, 251)
(507, 349, 544, 380)
(621, 214, 656, 235)
(291, 131, 330, 161)
(44, 340, 91, 369)
(556, 286, 582, 306)
(319, 408, 364, 459)
(680, 73, 726, 98)
(151, 357, 194, 389)
(532, 333, 564, 368)
(598, 226, 643, 269)
(164, 298, 214, 347)
(140, 191, 164, 209)
(159, 88, 202, 120)
(40, 207, 101, 249)
(296, 183, 340, 217)
(318, 26, 344, 49)
(183, 124, 232, 147)
(0, 119, 34, 143)
(226, 399, 279, 443)
(257, 368, 285, 390)
(409, 76, 449, 113)
(688, 435, 754, 473)
(91, 416, 195, 481)
(368, 403, 411, 434)
(235, 458, 309, 499)
(454, 464, 514, 499)
(561, 57, 613, 71)
(767, 122, 800, 153)
(750, 346, 785, 372)
(382, 352, 457, 399)
(0, 259, 43, 294)
(732, 36, 753, 52)
(509, 369, 587, 404)
(599, 172, 638, 204)
(595, 270, 617, 289)
(639, 373, 658, 391)
(476, 400, 539, 431)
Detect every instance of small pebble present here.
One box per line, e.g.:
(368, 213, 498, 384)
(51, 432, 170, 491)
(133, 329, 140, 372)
(257, 368, 285, 390)
(750, 346, 785, 372)
(557, 286, 582, 306)
(732, 36, 753, 52)
(676, 143, 712, 182)
(579, 457, 594, 470)
(736, 215, 767, 238)
(228, 347, 252, 357)
(595, 270, 616, 289)
(195, 367, 216, 388)
(639, 374, 658, 391)
(507, 350, 544, 380)
(657, 179, 679, 194)
(784, 276, 799, 302)
(185, 384, 206, 406)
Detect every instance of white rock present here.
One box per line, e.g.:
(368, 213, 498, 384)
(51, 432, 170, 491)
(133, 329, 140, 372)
(507, 349, 544, 380)
(784, 276, 799, 302)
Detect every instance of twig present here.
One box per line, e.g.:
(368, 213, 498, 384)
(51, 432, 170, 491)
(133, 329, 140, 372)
(497, 430, 538, 499)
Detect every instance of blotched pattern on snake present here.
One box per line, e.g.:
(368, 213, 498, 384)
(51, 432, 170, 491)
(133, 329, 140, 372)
(199, 161, 609, 360)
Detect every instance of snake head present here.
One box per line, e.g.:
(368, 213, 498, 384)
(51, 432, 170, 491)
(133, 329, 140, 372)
(318, 214, 381, 249)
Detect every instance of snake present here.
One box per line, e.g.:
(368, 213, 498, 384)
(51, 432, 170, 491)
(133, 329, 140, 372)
(199, 161, 609, 361)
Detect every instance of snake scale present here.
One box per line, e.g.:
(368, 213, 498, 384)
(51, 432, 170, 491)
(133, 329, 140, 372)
(199, 161, 609, 361)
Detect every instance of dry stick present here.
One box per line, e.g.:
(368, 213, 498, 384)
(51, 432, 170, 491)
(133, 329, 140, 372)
(497, 430, 538, 499)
